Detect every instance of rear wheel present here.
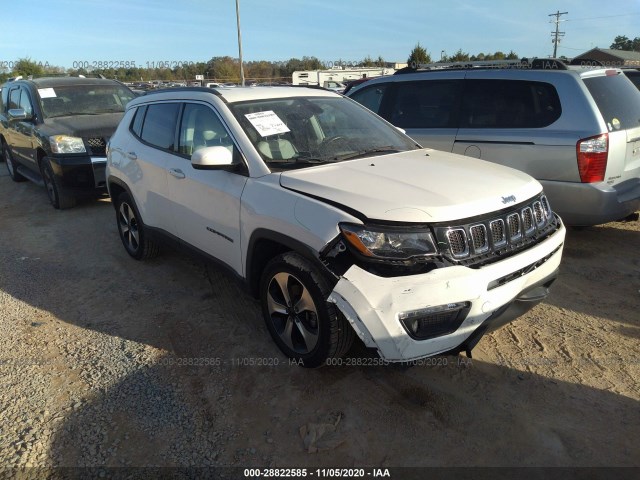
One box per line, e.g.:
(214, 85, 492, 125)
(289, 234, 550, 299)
(260, 252, 354, 368)
(41, 158, 76, 209)
(3, 143, 27, 182)
(115, 191, 160, 260)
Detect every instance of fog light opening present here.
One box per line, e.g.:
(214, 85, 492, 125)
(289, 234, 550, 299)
(399, 302, 471, 340)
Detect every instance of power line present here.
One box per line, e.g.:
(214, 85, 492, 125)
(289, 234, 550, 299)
(549, 10, 568, 58)
(566, 12, 640, 22)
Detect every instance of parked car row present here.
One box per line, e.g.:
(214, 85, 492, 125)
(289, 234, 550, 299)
(6, 59, 638, 367)
(346, 58, 640, 226)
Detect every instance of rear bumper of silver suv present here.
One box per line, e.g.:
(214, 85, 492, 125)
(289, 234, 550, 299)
(541, 178, 640, 226)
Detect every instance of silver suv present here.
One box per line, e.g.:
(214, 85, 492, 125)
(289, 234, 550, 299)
(347, 59, 640, 226)
(106, 86, 565, 367)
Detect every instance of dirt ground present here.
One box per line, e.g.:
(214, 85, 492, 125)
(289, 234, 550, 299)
(0, 166, 638, 471)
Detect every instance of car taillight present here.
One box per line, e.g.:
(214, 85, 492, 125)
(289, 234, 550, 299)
(577, 134, 608, 183)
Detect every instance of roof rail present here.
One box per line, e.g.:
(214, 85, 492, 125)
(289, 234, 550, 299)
(395, 57, 569, 74)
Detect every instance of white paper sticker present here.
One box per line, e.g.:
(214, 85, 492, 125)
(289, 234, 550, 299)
(38, 88, 57, 99)
(245, 111, 290, 137)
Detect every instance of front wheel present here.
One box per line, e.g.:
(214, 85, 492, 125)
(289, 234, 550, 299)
(41, 158, 77, 209)
(260, 252, 354, 368)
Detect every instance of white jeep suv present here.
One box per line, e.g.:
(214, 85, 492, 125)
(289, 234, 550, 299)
(106, 86, 566, 367)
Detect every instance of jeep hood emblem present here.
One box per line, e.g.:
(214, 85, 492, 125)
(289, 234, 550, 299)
(501, 195, 516, 204)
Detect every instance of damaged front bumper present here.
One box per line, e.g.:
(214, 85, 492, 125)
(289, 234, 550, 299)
(327, 221, 566, 362)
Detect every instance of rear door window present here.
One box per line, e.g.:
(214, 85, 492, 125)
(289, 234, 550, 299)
(387, 80, 462, 128)
(460, 80, 561, 128)
(140, 102, 180, 150)
(584, 73, 640, 131)
(348, 83, 388, 114)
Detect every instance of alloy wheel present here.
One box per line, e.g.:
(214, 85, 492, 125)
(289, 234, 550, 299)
(118, 202, 140, 253)
(266, 272, 320, 354)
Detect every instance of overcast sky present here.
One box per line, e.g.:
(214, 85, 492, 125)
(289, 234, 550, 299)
(2, 0, 639, 68)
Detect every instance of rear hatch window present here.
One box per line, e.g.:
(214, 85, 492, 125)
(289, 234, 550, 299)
(584, 73, 640, 131)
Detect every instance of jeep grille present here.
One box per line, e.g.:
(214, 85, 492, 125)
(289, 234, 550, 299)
(434, 195, 558, 268)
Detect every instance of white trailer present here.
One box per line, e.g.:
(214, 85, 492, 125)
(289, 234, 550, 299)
(292, 68, 395, 90)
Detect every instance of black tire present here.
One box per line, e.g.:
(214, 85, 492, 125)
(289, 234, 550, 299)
(114, 191, 160, 260)
(3, 142, 27, 182)
(260, 252, 354, 368)
(41, 158, 77, 209)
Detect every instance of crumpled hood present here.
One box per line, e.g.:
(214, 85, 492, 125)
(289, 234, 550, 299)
(279, 149, 542, 223)
(40, 112, 124, 138)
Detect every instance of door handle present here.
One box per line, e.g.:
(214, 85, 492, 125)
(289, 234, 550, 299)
(126, 151, 137, 160)
(168, 168, 185, 179)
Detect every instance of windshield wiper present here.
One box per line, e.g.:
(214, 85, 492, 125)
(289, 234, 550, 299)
(48, 112, 100, 118)
(335, 146, 402, 162)
(267, 158, 336, 169)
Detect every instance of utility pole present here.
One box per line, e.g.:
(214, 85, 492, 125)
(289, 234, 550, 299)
(235, 0, 245, 86)
(549, 10, 568, 58)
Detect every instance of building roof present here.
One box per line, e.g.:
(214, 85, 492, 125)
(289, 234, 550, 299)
(574, 48, 640, 62)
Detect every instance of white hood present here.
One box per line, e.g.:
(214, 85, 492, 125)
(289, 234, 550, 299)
(279, 149, 542, 223)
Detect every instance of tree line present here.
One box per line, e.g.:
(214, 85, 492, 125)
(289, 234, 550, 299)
(0, 56, 385, 84)
(407, 43, 519, 65)
(2, 34, 636, 84)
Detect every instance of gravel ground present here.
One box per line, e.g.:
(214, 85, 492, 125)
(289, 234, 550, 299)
(0, 166, 639, 472)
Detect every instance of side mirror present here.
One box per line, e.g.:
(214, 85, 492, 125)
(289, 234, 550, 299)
(191, 146, 234, 170)
(8, 108, 30, 121)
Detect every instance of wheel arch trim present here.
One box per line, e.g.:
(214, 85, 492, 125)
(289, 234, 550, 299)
(245, 228, 338, 298)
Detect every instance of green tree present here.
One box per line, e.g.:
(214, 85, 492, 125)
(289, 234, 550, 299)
(407, 43, 431, 66)
(12, 57, 45, 77)
(610, 35, 640, 51)
(449, 49, 470, 62)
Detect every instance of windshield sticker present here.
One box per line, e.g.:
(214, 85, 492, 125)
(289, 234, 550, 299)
(38, 88, 57, 99)
(245, 111, 290, 137)
(611, 118, 621, 130)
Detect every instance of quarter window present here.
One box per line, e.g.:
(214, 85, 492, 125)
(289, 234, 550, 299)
(139, 103, 179, 150)
(130, 105, 147, 138)
(460, 80, 561, 128)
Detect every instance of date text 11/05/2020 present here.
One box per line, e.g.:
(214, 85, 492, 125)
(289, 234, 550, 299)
(144, 356, 473, 368)
(243, 468, 391, 478)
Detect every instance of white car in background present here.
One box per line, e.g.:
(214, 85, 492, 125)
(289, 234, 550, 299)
(106, 86, 565, 367)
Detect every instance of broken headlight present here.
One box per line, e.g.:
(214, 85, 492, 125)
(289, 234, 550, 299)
(339, 223, 438, 261)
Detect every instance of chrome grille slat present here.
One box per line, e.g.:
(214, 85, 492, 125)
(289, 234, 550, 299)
(490, 219, 506, 247)
(446, 229, 469, 258)
(507, 213, 521, 241)
(533, 201, 545, 227)
(469, 224, 489, 253)
(522, 207, 535, 235)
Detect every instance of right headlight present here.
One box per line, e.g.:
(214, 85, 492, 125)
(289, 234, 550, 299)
(49, 135, 86, 154)
(339, 223, 438, 261)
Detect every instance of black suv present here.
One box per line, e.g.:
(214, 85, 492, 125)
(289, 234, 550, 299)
(0, 76, 135, 208)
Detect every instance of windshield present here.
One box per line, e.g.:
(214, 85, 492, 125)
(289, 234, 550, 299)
(39, 84, 135, 118)
(229, 96, 420, 169)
